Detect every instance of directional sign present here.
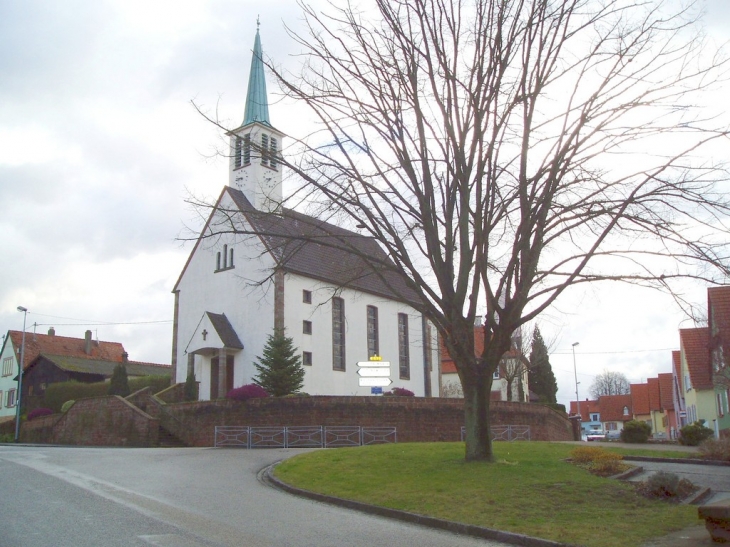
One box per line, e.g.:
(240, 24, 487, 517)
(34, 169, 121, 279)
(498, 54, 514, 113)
(357, 361, 391, 368)
(358, 377, 393, 387)
(357, 367, 391, 377)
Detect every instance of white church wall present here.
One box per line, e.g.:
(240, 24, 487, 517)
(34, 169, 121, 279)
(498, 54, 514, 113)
(174, 192, 276, 398)
(283, 272, 439, 397)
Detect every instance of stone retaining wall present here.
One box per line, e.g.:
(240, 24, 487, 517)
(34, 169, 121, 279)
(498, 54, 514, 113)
(162, 396, 573, 447)
(21, 396, 159, 447)
(18, 392, 572, 447)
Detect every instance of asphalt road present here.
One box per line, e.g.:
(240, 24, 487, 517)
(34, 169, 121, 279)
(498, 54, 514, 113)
(0, 445, 514, 547)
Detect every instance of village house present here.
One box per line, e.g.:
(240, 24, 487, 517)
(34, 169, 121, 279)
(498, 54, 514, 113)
(0, 328, 169, 417)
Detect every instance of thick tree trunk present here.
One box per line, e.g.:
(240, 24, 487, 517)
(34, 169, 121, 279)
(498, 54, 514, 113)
(462, 372, 495, 462)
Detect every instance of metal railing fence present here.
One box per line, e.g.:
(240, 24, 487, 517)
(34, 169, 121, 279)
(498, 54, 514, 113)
(214, 425, 397, 448)
(460, 425, 531, 442)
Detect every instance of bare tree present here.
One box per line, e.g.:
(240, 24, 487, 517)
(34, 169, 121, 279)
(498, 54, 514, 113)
(501, 329, 529, 402)
(195, 0, 730, 461)
(589, 370, 631, 398)
(501, 355, 527, 402)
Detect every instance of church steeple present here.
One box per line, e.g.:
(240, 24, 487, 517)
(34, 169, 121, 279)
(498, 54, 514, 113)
(242, 23, 271, 127)
(228, 23, 283, 213)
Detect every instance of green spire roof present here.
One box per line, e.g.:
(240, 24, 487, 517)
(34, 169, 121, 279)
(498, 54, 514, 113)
(243, 28, 271, 127)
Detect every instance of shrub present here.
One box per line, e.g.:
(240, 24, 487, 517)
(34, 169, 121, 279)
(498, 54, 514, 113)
(108, 363, 130, 397)
(226, 384, 269, 401)
(699, 436, 730, 462)
(44, 381, 109, 412)
(43, 375, 171, 412)
(569, 446, 626, 476)
(183, 372, 198, 402)
(590, 452, 624, 476)
(128, 375, 171, 395)
(0, 433, 14, 443)
(637, 471, 697, 501)
(570, 446, 608, 464)
(647, 471, 679, 498)
(27, 407, 54, 420)
(60, 400, 75, 413)
(620, 420, 652, 443)
(679, 421, 714, 446)
(384, 387, 415, 397)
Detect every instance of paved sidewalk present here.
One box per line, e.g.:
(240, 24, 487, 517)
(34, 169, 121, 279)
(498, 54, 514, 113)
(562, 441, 729, 546)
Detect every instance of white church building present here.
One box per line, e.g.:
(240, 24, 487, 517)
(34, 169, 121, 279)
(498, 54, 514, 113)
(171, 28, 440, 400)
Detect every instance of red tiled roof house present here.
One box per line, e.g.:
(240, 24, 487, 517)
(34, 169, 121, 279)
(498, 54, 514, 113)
(678, 327, 714, 426)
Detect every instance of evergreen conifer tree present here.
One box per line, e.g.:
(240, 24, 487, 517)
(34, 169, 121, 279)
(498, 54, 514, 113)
(528, 326, 558, 404)
(108, 363, 131, 397)
(253, 330, 305, 397)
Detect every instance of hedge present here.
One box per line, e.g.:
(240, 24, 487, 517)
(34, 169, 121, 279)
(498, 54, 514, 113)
(44, 375, 171, 412)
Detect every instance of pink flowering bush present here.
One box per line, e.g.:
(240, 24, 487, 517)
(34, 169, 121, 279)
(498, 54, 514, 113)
(226, 384, 269, 401)
(384, 387, 415, 397)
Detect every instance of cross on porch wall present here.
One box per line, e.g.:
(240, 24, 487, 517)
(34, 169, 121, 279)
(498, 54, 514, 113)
(201, 329, 208, 341)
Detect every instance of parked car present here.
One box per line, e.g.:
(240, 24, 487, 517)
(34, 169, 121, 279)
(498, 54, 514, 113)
(586, 431, 606, 441)
(604, 430, 621, 441)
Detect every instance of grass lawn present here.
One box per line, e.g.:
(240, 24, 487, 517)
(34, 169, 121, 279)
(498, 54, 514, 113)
(274, 442, 698, 547)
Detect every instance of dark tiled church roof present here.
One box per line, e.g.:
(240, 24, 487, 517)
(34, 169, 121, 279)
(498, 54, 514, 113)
(226, 187, 421, 306)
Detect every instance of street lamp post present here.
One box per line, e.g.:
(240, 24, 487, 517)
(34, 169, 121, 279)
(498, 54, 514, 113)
(572, 342, 580, 422)
(15, 306, 27, 443)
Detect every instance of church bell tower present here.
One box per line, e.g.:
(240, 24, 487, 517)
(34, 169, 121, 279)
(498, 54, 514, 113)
(228, 24, 283, 213)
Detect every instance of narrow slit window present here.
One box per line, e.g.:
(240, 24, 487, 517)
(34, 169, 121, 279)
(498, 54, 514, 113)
(261, 134, 269, 166)
(332, 297, 346, 371)
(216, 252, 221, 271)
(223, 244, 228, 268)
(243, 134, 251, 164)
(303, 351, 312, 366)
(303, 320, 312, 335)
(269, 137, 277, 169)
(398, 313, 409, 379)
(366, 306, 379, 358)
(234, 137, 242, 169)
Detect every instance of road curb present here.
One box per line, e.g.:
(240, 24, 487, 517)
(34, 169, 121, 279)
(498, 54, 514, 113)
(263, 463, 577, 547)
(623, 455, 730, 467)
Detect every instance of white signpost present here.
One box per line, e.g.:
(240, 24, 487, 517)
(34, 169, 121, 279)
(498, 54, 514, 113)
(357, 367, 391, 377)
(357, 359, 391, 389)
(358, 377, 392, 387)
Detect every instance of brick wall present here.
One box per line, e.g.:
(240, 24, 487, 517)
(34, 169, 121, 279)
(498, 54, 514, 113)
(155, 382, 187, 404)
(162, 396, 573, 447)
(18, 393, 572, 447)
(21, 396, 159, 447)
(20, 413, 60, 443)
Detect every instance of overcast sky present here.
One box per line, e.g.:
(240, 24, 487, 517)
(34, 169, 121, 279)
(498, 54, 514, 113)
(1, 0, 729, 409)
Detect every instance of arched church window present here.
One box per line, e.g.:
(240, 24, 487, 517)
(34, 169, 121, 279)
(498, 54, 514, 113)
(223, 244, 228, 268)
